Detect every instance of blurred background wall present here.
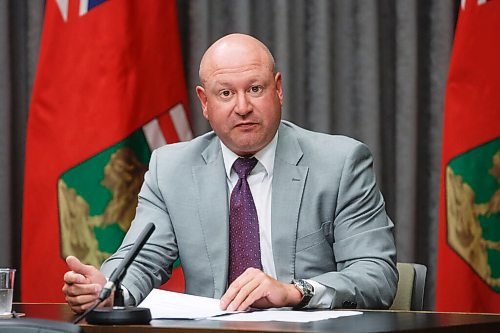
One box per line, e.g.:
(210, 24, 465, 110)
(0, 0, 458, 309)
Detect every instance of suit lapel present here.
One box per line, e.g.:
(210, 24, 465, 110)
(272, 124, 308, 282)
(193, 138, 229, 297)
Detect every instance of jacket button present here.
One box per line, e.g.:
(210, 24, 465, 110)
(342, 300, 357, 309)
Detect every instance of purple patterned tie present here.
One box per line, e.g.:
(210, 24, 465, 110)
(228, 157, 262, 284)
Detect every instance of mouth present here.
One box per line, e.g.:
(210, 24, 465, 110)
(234, 122, 258, 130)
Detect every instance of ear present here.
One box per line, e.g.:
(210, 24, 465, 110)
(274, 72, 284, 106)
(196, 85, 209, 120)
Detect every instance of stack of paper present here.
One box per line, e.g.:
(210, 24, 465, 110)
(139, 289, 362, 322)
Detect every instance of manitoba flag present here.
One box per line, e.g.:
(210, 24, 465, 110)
(22, 0, 191, 301)
(436, 0, 500, 312)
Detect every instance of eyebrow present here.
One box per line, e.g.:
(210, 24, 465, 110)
(213, 76, 267, 88)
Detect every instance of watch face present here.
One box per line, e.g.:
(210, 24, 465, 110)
(302, 280, 314, 296)
(292, 279, 314, 309)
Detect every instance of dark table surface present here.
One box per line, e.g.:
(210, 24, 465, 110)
(11, 303, 500, 333)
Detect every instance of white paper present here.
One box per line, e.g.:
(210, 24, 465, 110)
(139, 289, 235, 319)
(208, 309, 362, 322)
(139, 289, 362, 322)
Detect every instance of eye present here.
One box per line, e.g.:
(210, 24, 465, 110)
(249, 85, 263, 94)
(219, 90, 232, 98)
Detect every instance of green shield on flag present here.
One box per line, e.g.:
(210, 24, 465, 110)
(445, 137, 500, 292)
(57, 129, 150, 267)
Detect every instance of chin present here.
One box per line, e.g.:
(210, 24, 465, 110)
(231, 143, 259, 156)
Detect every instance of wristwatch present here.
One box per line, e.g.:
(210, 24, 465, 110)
(291, 279, 315, 309)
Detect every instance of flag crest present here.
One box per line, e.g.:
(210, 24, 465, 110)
(445, 138, 500, 293)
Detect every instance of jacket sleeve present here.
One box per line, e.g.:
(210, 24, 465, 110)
(311, 143, 398, 309)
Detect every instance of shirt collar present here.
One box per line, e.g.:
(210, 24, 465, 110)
(220, 131, 278, 179)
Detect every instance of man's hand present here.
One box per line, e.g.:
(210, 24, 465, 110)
(62, 256, 110, 313)
(220, 268, 303, 311)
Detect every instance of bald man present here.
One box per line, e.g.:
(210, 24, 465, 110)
(63, 33, 398, 313)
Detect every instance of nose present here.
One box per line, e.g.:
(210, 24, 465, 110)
(235, 92, 252, 116)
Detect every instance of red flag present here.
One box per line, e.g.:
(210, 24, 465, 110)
(436, 0, 500, 312)
(22, 0, 190, 301)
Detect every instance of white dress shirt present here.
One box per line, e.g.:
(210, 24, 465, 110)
(220, 132, 333, 309)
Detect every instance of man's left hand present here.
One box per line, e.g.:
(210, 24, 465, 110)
(220, 268, 302, 311)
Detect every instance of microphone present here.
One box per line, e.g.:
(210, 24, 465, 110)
(73, 223, 156, 325)
(98, 223, 156, 301)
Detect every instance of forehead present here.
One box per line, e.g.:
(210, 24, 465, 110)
(200, 39, 274, 83)
(208, 65, 272, 87)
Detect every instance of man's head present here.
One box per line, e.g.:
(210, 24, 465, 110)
(196, 33, 283, 156)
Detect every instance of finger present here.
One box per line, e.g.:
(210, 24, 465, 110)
(65, 293, 99, 307)
(220, 285, 238, 310)
(229, 278, 265, 311)
(235, 282, 270, 311)
(64, 283, 101, 297)
(69, 304, 84, 314)
(69, 299, 98, 314)
(220, 269, 259, 310)
(63, 271, 86, 285)
(225, 271, 265, 311)
(66, 256, 97, 277)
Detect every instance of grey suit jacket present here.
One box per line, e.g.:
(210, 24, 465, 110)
(101, 121, 398, 309)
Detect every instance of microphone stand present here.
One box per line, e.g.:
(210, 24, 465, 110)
(73, 223, 155, 325)
(85, 277, 151, 325)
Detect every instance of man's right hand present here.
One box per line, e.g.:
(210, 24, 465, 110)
(62, 256, 109, 313)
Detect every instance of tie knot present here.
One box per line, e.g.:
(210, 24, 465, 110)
(232, 157, 258, 179)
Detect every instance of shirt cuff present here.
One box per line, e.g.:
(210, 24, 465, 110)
(105, 277, 135, 306)
(120, 284, 135, 306)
